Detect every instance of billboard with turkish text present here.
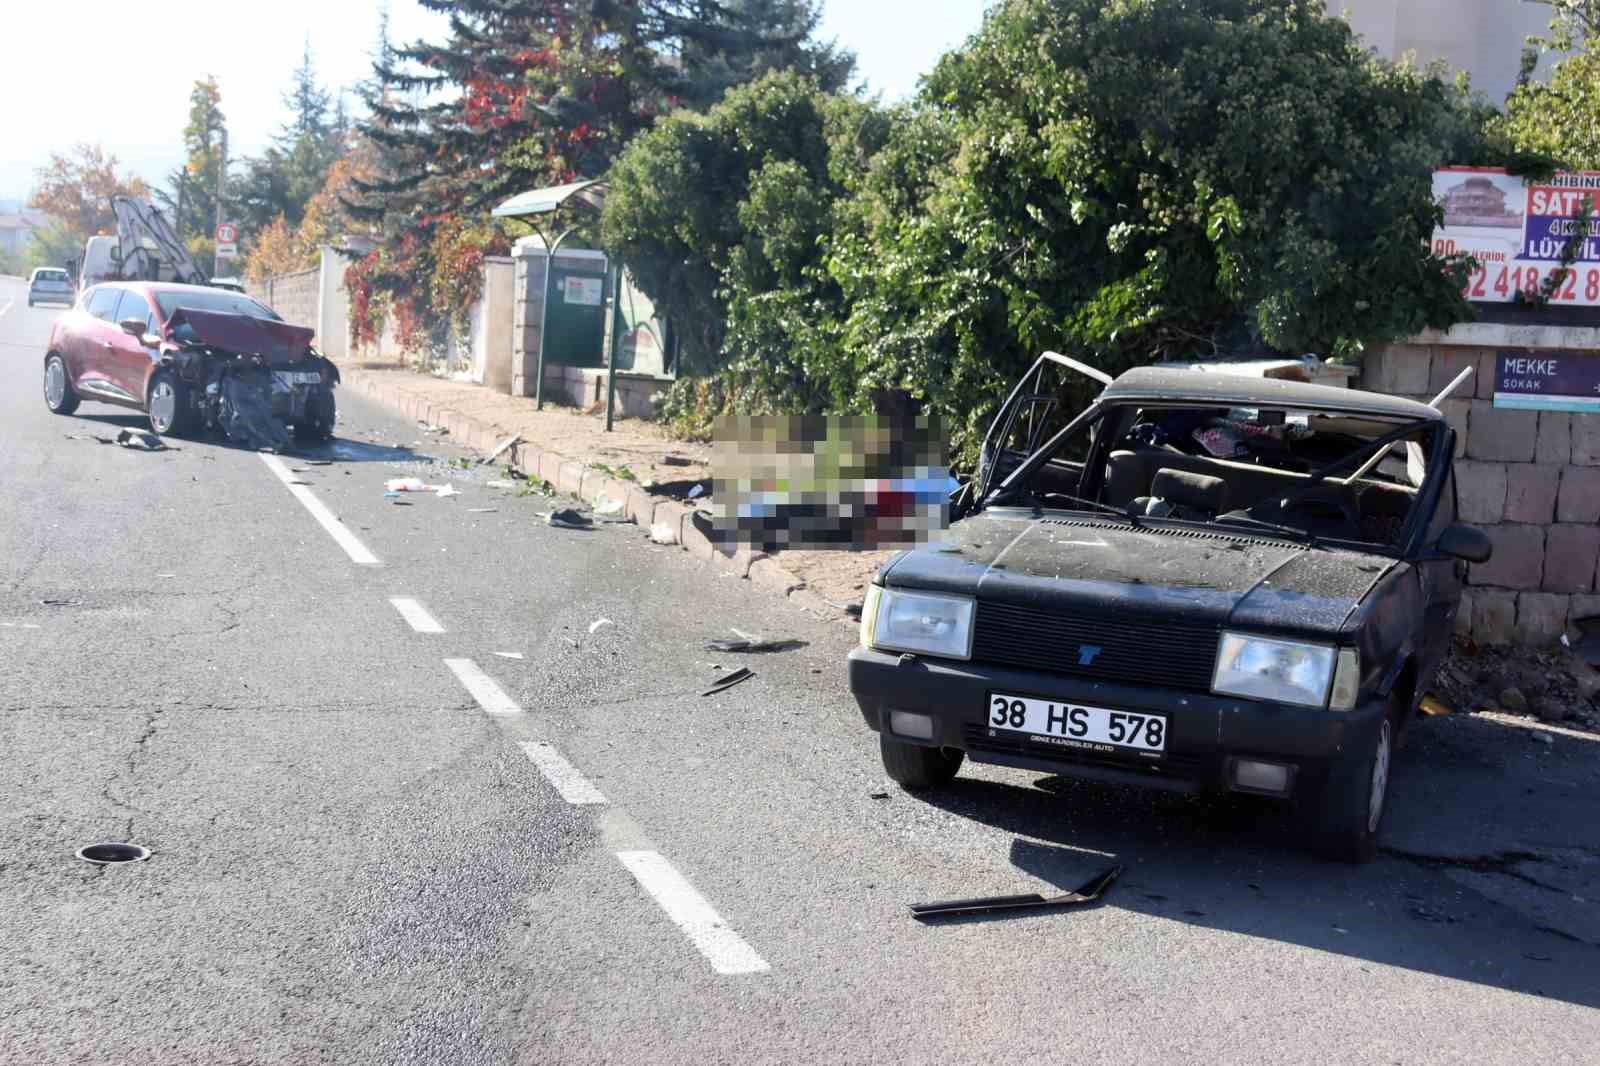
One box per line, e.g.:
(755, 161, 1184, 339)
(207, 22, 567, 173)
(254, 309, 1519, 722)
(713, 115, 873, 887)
(1432, 167, 1600, 306)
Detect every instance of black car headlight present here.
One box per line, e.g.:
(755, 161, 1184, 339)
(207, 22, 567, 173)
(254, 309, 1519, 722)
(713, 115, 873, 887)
(1212, 632, 1360, 711)
(860, 585, 975, 660)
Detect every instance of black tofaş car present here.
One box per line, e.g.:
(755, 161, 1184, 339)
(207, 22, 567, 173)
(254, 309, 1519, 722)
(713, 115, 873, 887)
(848, 357, 1492, 862)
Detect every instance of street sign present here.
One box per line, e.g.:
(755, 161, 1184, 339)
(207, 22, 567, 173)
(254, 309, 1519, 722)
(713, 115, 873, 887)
(1493, 351, 1600, 412)
(215, 242, 239, 259)
(215, 223, 238, 244)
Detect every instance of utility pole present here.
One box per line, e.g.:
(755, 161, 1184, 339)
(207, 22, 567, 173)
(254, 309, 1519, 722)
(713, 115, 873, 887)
(213, 127, 228, 280)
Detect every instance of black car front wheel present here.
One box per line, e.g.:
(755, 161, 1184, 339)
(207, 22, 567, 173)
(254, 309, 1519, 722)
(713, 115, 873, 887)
(1306, 698, 1398, 864)
(44, 354, 80, 415)
(880, 735, 965, 791)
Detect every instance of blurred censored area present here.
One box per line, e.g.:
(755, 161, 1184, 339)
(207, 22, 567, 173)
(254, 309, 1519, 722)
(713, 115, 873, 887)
(711, 415, 951, 550)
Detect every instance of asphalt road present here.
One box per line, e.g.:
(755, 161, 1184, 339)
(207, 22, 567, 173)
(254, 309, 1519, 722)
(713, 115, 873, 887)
(1, 274, 1597, 1065)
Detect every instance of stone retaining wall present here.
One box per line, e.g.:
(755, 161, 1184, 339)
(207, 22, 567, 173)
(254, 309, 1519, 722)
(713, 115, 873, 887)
(1363, 323, 1600, 644)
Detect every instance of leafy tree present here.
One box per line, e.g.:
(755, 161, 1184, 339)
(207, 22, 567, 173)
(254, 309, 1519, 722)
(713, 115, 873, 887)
(1502, 1, 1600, 167)
(613, 0, 1488, 459)
(236, 42, 349, 241)
(345, 0, 852, 356)
(156, 77, 229, 263)
(25, 217, 88, 273)
(354, 0, 849, 222)
(27, 143, 151, 236)
(603, 71, 882, 392)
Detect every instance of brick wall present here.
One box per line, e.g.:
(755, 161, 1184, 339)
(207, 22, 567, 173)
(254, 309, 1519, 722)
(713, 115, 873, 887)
(1363, 328, 1600, 644)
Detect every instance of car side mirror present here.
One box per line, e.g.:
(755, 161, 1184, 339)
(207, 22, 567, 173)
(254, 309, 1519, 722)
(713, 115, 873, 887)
(119, 317, 147, 337)
(1436, 522, 1492, 564)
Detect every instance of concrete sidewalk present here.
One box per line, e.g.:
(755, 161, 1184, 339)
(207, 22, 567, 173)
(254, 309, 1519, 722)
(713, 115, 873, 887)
(337, 363, 890, 622)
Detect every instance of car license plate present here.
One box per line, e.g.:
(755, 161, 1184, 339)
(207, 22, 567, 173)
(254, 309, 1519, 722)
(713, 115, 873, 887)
(986, 693, 1167, 758)
(274, 371, 321, 388)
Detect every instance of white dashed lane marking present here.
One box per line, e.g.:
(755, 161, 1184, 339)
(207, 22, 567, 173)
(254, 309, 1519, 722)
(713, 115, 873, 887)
(259, 454, 379, 565)
(617, 851, 770, 975)
(389, 597, 444, 633)
(519, 741, 607, 805)
(444, 658, 523, 715)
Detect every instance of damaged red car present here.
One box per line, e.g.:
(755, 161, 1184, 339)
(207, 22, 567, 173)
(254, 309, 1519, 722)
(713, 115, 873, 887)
(42, 281, 339, 449)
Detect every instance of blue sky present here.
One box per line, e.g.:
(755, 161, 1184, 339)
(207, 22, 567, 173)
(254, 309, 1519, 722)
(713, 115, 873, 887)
(0, 1, 991, 203)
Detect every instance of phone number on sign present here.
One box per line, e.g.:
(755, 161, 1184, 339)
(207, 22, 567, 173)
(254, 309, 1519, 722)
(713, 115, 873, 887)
(1461, 263, 1600, 305)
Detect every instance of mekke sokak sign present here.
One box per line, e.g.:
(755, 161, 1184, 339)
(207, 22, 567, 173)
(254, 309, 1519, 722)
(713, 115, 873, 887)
(1432, 167, 1600, 307)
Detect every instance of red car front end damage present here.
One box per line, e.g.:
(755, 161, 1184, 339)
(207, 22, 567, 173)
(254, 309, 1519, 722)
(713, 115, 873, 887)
(43, 282, 339, 449)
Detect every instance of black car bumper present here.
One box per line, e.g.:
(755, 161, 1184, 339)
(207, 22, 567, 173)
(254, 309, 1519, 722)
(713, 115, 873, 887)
(847, 647, 1386, 797)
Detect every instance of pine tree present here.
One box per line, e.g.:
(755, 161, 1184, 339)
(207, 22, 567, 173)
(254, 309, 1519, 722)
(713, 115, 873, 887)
(158, 78, 228, 249)
(350, 0, 854, 231)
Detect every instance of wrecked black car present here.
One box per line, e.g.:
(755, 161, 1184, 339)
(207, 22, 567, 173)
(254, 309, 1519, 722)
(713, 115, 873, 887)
(849, 357, 1492, 862)
(43, 281, 338, 450)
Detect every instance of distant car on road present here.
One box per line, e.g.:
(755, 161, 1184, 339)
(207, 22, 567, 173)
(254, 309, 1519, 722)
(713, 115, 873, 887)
(27, 267, 75, 307)
(42, 281, 339, 445)
(209, 276, 246, 293)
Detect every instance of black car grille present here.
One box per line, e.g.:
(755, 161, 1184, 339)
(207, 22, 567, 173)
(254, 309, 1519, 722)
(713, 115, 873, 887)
(961, 724, 1207, 780)
(970, 600, 1218, 692)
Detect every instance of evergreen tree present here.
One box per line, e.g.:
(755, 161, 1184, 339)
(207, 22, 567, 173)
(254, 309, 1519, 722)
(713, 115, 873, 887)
(157, 78, 228, 255)
(351, 0, 854, 230)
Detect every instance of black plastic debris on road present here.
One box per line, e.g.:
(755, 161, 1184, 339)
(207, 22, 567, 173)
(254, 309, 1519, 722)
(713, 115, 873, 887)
(704, 629, 808, 653)
(547, 508, 593, 530)
(909, 864, 1122, 920)
(115, 429, 167, 451)
(702, 667, 754, 696)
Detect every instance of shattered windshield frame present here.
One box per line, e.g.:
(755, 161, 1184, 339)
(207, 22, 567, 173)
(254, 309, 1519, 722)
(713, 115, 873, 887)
(990, 398, 1449, 556)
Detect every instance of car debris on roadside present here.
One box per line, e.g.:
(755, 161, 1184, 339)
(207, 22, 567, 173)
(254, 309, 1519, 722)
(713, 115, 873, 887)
(115, 429, 167, 451)
(702, 667, 754, 696)
(545, 508, 592, 530)
(705, 629, 807, 653)
(910, 864, 1123, 920)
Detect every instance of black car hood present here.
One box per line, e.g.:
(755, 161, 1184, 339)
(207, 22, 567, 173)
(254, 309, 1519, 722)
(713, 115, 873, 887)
(885, 510, 1396, 637)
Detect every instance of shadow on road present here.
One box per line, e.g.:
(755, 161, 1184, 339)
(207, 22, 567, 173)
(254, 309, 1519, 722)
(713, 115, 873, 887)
(912, 714, 1600, 1009)
(61, 411, 429, 464)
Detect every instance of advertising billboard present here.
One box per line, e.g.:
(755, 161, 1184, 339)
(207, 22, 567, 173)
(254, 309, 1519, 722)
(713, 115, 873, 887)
(1432, 167, 1600, 306)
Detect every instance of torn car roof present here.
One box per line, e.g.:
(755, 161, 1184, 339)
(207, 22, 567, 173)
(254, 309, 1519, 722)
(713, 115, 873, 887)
(1102, 366, 1442, 421)
(168, 307, 314, 364)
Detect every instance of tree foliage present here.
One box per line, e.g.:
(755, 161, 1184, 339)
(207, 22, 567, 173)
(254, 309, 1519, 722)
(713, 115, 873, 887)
(1502, 1, 1600, 168)
(611, 0, 1487, 457)
(27, 144, 151, 237)
(343, 0, 851, 355)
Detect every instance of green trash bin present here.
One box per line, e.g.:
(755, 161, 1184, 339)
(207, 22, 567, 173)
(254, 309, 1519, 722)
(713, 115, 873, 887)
(545, 251, 608, 369)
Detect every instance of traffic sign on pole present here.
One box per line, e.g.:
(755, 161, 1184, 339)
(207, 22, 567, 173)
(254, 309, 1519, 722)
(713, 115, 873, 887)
(215, 223, 238, 244)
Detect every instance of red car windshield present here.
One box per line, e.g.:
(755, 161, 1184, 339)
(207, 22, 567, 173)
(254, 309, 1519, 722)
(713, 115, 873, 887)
(155, 290, 280, 322)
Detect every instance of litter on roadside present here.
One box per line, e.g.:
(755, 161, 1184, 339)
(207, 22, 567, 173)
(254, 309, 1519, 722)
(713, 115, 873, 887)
(595, 496, 626, 517)
(545, 508, 592, 530)
(468, 507, 499, 514)
(485, 480, 518, 490)
(660, 454, 693, 467)
(649, 522, 678, 545)
(702, 666, 754, 696)
(705, 628, 806, 653)
(688, 483, 705, 499)
(494, 651, 525, 660)
(385, 477, 456, 496)
(483, 435, 521, 464)
(115, 429, 167, 451)
(589, 618, 614, 634)
(909, 864, 1123, 920)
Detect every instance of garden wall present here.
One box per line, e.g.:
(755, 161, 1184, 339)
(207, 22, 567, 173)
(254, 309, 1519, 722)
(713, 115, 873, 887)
(1363, 321, 1600, 644)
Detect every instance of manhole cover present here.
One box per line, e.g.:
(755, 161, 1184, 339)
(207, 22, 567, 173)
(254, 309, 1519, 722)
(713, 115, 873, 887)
(75, 842, 151, 865)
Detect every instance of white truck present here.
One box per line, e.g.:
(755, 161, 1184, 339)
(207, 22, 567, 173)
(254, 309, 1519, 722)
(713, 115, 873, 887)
(78, 197, 209, 288)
